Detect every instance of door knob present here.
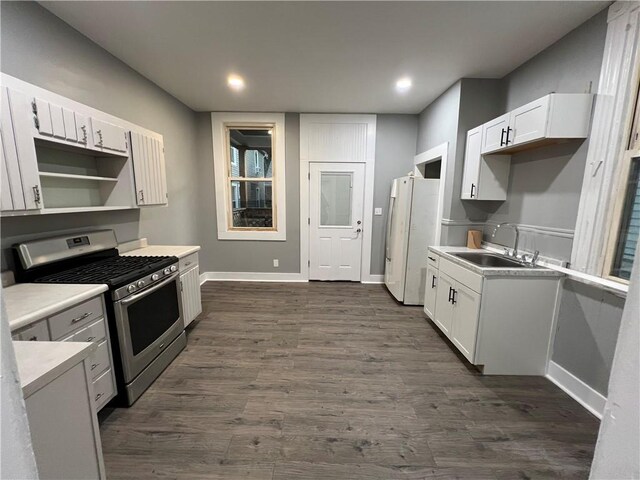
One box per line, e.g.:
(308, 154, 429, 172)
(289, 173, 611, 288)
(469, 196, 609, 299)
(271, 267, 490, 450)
(357, 220, 362, 225)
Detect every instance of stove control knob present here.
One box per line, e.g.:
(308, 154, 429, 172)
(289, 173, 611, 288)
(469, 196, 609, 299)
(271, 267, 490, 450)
(170, 265, 177, 273)
(151, 274, 159, 281)
(163, 268, 171, 275)
(127, 285, 136, 293)
(137, 280, 145, 288)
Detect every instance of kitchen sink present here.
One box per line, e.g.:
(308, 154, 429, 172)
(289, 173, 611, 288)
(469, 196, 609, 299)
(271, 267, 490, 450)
(453, 252, 535, 268)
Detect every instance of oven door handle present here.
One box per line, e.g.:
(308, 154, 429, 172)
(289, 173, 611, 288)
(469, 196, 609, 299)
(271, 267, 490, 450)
(118, 272, 180, 306)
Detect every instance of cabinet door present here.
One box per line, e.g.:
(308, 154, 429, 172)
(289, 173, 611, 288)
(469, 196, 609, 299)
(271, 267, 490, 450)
(450, 283, 481, 363)
(180, 266, 202, 328)
(507, 95, 550, 147)
(423, 265, 439, 319)
(91, 118, 128, 153)
(3, 88, 41, 210)
(62, 108, 78, 142)
(460, 126, 482, 199)
(481, 113, 510, 154)
(130, 131, 168, 206)
(433, 272, 455, 338)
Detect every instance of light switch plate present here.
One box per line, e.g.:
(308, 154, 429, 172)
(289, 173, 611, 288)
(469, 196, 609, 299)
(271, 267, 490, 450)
(374, 208, 383, 216)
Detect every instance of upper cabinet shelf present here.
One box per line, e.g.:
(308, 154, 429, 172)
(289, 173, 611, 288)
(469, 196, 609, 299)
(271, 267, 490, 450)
(0, 74, 168, 216)
(481, 93, 593, 155)
(461, 93, 593, 201)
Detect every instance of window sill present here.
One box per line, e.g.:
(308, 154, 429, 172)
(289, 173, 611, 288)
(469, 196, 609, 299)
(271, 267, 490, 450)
(547, 265, 628, 298)
(217, 230, 286, 241)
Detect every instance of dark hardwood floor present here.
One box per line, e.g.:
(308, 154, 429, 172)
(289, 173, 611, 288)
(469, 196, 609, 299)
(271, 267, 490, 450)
(99, 281, 599, 479)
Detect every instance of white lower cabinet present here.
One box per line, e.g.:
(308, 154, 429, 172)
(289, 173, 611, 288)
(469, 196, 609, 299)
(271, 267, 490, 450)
(423, 264, 438, 320)
(431, 271, 481, 363)
(449, 282, 481, 363)
(24, 360, 105, 479)
(179, 252, 202, 328)
(11, 294, 117, 411)
(424, 249, 560, 375)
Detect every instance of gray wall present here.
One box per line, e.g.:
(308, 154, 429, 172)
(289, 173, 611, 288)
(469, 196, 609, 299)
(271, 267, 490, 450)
(0, 2, 200, 267)
(484, 8, 608, 262)
(372, 115, 419, 275)
(196, 113, 302, 273)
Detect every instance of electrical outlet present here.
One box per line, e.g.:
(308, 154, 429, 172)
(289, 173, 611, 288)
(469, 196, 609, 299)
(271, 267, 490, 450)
(374, 208, 383, 216)
(273, 259, 279, 267)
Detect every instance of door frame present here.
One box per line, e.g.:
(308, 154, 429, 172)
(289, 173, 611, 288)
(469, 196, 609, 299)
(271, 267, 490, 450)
(413, 141, 448, 245)
(300, 114, 377, 282)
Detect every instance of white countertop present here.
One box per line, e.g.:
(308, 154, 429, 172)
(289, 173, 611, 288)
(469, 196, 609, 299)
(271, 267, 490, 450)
(120, 245, 200, 259)
(14, 340, 96, 398)
(3, 283, 108, 332)
(429, 246, 563, 278)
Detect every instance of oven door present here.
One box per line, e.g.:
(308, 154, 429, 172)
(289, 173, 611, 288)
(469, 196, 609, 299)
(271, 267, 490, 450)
(113, 273, 184, 383)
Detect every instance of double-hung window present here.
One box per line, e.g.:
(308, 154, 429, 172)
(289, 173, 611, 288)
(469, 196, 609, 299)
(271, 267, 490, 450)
(212, 113, 286, 240)
(606, 81, 640, 282)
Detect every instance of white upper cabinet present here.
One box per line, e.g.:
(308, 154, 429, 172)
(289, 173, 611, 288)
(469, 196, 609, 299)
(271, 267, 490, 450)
(90, 118, 128, 154)
(33, 98, 90, 148)
(130, 131, 167, 206)
(1, 87, 41, 211)
(461, 125, 510, 201)
(481, 93, 593, 155)
(480, 113, 510, 154)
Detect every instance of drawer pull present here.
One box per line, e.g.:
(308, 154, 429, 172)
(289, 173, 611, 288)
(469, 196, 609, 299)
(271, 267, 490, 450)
(86, 336, 96, 342)
(91, 363, 99, 371)
(428, 256, 436, 262)
(95, 393, 103, 401)
(184, 261, 192, 267)
(28, 336, 38, 341)
(71, 312, 92, 324)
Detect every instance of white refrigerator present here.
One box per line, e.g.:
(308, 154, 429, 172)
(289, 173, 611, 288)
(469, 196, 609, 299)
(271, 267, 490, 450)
(384, 176, 440, 305)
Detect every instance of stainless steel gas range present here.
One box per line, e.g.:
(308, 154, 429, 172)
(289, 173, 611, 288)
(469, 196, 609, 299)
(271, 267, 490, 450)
(14, 230, 186, 406)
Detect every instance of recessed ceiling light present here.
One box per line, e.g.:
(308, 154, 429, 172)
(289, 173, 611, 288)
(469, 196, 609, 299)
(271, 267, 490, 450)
(227, 75, 245, 91)
(395, 77, 412, 93)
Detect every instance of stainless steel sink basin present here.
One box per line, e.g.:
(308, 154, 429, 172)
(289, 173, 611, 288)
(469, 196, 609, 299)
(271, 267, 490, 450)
(453, 252, 534, 268)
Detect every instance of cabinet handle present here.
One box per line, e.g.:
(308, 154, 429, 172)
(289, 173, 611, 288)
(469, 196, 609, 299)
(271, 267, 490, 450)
(184, 261, 192, 267)
(448, 287, 453, 303)
(139, 190, 145, 203)
(80, 125, 87, 144)
(95, 393, 103, 401)
(86, 336, 96, 342)
(500, 128, 506, 146)
(96, 129, 103, 146)
(28, 336, 37, 341)
(32, 185, 41, 204)
(431, 275, 436, 288)
(470, 183, 476, 198)
(428, 256, 436, 262)
(452, 289, 457, 305)
(71, 312, 92, 324)
(505, 127, 512, 145)
(91, 363, 99, 371)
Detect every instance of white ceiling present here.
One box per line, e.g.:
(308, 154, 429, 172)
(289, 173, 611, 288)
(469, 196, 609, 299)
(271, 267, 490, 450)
(41, 1, 608, 114)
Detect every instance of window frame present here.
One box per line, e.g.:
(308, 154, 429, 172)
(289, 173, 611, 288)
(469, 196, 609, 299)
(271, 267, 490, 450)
(212, 113, 286, 241)
(602, 78, 640, 283)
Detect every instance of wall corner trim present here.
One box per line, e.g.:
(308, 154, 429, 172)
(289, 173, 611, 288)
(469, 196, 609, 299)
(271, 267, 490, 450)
(200, 271, 307, 283)
(546, 360, 607, 420)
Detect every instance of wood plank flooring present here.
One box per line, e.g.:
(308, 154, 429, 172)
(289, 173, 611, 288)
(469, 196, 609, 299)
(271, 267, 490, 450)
(99, 282, 599, 479)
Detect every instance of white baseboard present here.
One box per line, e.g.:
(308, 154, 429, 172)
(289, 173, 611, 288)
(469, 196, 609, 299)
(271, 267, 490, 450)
(546, 360, 606, 419)
(362, 274, 384, 284)
(200, 271, 307, 284)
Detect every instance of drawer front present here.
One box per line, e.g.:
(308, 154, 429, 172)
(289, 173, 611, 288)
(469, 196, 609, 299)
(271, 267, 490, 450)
(13, 320, 50, 342)
(73, 318, 107, 344)
(179, 252, 199, 272)
(88, 340, 111, 379)
(439, 257, 483, 294)
(48, 296, 104, 340)
(427, 252, 440, 269)
(92, 368, 115, 411)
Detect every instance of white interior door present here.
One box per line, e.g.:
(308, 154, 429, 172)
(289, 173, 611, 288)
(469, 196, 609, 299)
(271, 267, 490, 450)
(309, 163, 365, 281)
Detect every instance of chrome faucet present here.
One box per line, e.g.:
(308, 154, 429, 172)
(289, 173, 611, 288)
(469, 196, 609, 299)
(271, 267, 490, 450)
(491, 223, 519, 258)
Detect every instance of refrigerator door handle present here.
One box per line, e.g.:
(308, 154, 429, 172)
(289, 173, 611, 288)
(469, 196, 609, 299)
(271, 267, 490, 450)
(385, 195, 396, 261)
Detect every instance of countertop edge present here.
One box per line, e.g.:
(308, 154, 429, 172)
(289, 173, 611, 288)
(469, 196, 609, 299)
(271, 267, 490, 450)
(14, 341, 96, 398)
(120, 245, 201, 258)
(428, 246, 564, 278)
(7, 284, 109, 332)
